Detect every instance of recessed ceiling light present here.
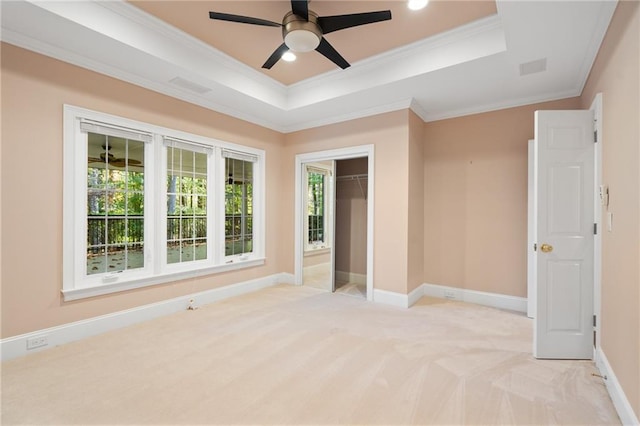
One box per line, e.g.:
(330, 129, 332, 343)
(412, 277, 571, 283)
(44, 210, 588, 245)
(282, 51, 297, 62)
(408, 0, 429, 11)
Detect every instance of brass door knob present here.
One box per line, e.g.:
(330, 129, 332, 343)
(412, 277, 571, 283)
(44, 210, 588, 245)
(540, 243, 553, 253)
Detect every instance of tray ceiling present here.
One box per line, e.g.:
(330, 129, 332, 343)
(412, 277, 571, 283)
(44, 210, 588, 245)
(0, 0, 618, 132)
(130, 1, 497, 85)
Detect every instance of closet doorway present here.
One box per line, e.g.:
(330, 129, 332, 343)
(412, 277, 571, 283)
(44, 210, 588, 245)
(294, 145, 374, 301)
(334, 158, 368, 298)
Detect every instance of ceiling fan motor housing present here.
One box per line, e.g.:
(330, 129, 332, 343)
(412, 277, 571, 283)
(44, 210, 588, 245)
(283, 11, 322, 52)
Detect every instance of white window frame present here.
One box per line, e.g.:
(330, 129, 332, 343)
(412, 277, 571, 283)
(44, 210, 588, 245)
(221, 149, 260, 263)
(161, 137, 215, 273)
(303, 163, 333, 252)
(63, 105, 265, 301)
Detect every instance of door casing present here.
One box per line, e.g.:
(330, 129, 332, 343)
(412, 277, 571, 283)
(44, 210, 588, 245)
(294, 145, 375, 301)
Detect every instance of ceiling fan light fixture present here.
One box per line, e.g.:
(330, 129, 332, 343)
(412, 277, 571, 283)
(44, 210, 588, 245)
(284, 30, 320, 52)
(282, 50, 297, 62)
(407, 0, 429, 11)
(210, 3, 392, 70)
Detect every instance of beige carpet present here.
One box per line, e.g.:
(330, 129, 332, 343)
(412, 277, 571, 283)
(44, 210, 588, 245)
(335, 281, 367, 299)
(1, 285, 619, 425)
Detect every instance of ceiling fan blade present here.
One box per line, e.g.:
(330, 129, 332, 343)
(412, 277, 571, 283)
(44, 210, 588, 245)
(262, 43, 289, 69)
(315, 38, 350, 69)
(209, 12, 281, 27)
(318, 11, 392, 35)
(291, 0, 309, 20)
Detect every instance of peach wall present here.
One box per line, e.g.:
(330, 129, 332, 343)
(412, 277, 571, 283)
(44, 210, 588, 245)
(335, 158, 368, 276)
(580, 1, 640, 417)
(407, 111, 424, 294)
(284, 111, 410, 294)
(423, 97, 581, 297)
(0, 44, 285, 338)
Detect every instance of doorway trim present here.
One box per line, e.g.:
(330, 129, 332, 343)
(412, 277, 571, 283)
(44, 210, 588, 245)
(591, 93, 603, 352)
(294, 145, 375, 301)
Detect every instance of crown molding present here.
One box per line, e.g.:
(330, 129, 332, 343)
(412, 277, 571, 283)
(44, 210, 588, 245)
(409, 99, 429, 123)
(422, 88, 581, 123)
(573, 0, 617, 97)
(282, 98, 415, 133)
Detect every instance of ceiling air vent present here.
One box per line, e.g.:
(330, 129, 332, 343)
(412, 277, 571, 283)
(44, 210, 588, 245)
(519, 58, 547, 76)
(169, 77, 212, 94)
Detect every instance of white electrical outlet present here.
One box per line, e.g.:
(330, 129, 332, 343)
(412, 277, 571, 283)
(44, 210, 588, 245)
(26, 335, 48, 350)
(444, 290, 457, 300)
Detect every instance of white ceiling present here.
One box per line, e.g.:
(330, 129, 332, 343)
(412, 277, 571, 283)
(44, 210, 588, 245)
(1, 0, 617, 133)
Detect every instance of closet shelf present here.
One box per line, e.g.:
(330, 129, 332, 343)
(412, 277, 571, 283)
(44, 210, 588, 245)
(336, 174, 368, 181)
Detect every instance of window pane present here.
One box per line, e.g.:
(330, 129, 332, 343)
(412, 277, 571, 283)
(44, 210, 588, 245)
(107, 190, 126, 215)
(87, 217, 106, 247)
(307, 171, 325, 245)
(181, 217, 193, 239)
(194, 177, 207, 195)
(167, 216, 180, 241)
(128, 192, 144, 216)
(87, 168, 106, 189)
(225, 157, 253, 256)
(166, 146, 208, 264)
(87, 246, 106, 275)
(181, 243, 195, 262)
(106, 245, 126, 272)
(107, 217, 126, 244)
(127, 217, 144, 243)
(86, 132, 145, 275)
(87, 191, 106, 216)
(127, 243, 144, 270)
(195, 241, 207, 260)
(181, 176, 194, 195)
(129, 171, 144, 191)
(167, 241, 180, 264)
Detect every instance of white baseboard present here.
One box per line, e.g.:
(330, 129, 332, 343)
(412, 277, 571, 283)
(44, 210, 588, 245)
(373, 285, 423, 309)
(596, 348, 640, 425)
(373, 289, 410, 308)
(422, 283, 527, 313)
(277, 272, 295, 285)
(335, 270, 366, 285)
(373, 283, 527, 312)
(1, 273, 290, 361)
(408, 285, 425, 307)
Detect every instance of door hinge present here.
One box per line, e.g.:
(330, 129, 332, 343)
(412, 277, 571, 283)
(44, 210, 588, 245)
(593, 315, 597, 327)
(594, 223, 598, 235)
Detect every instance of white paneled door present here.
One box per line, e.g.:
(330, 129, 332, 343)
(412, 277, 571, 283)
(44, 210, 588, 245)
(534, 110, 594, 360)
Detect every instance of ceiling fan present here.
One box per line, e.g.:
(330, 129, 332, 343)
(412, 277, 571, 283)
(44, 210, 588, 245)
(209, 0, 392, 70)
(88, 144, 142, 168)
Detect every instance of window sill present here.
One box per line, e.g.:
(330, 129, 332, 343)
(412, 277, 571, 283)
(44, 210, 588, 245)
(61, 257, 265, 301)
